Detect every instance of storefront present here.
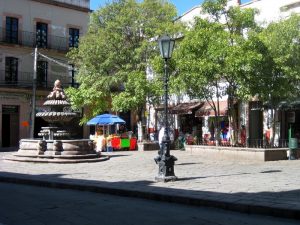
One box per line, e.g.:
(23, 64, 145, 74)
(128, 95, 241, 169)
(195, 100, 229, 143)
(171, 101, 203, 141)
(278, 101, 300, 145)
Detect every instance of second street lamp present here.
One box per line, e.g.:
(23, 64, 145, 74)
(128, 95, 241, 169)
(155, 35, 177, 182)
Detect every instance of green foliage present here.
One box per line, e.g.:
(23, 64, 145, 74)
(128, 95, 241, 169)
(66, 0, 182, 123)
(255, 14, 300, 105)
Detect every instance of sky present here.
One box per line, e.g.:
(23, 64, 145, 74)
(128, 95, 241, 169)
(90, 0, 251, 16)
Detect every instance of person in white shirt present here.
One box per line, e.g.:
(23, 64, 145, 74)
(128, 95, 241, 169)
(154, 127, 175, 164)
(158, 127, 174, 153)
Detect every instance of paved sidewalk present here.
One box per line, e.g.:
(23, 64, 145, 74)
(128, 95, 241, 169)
(0, 150, 300, 219)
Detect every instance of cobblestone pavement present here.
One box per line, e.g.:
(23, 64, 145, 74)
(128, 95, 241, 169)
(0, 149, 300, 219)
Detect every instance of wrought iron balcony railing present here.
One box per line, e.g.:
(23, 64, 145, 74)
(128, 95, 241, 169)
(0, 70, 78, 89)
(0, 27, 74, 52)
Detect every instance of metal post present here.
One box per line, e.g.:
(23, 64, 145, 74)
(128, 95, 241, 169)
(163, 59, 169, 156)
(30, 47, 38, 138)
(154, 58, 177, 182)
(71, 64, 75, 87)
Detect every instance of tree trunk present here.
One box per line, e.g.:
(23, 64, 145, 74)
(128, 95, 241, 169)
(228, 97, 239, 146)
(270, 107, 276, 147)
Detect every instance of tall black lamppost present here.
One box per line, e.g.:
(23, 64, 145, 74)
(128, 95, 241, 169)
(155, 35, 177, 182)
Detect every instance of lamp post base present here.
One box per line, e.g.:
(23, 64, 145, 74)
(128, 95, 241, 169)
(155, 175, 177, 182)
(155, 154, 177, 182)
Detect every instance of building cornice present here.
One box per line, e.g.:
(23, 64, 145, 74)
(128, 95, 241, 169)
(175, 5, 201, 22)
(30, 0, 91, 13)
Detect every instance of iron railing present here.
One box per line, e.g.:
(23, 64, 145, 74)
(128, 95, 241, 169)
(186, 138, 289, 149)
(0, 27, 70, 52)
(0, 70, 77, 89)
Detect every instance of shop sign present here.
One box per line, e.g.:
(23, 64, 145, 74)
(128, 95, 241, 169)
(2, 105, 19, 113)
(287, 111, 295, 123)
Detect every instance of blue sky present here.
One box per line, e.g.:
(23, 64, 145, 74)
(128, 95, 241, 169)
(90, 0, 251, 15)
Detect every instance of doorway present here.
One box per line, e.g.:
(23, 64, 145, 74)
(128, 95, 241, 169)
(2, 105, 19, 147)
(248, 102, 263, 147)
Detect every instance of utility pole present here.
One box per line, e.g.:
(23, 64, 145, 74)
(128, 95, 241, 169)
(30, 47, 38, 138)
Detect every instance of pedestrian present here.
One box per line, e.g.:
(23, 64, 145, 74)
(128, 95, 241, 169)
(241, 125, 246, 146)
(158, 127, 165, 155)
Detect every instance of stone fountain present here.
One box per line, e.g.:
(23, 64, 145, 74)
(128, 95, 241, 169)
(5, 80, 109, 163)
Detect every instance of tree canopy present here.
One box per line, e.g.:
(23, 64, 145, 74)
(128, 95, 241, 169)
(172, 0, 262, 142)
(171, 0, 300, 144)
(173, 0, 300, 108)
(173, 0, 261, 102)
(251, 14, 300, 106)
(67, 0, 182, 123)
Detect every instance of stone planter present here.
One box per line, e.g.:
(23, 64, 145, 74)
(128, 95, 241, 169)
(184, 145, 294, 162)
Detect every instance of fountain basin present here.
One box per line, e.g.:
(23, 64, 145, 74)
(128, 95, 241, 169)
(4, 139, 109, 163)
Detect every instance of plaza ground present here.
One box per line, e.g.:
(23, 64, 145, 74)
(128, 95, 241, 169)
(0, 149, 300, 220)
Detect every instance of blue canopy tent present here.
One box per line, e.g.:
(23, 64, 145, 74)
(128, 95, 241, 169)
(87, 114, 126, 125)
(87, 114, 126, 135)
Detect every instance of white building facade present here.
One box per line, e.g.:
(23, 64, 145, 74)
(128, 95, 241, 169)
(0, 0, 90, 147)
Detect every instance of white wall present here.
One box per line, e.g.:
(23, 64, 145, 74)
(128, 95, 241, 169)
(55, 0, 90, 9)
(0, 0, 89, 36)
(241, 0, 300, 25)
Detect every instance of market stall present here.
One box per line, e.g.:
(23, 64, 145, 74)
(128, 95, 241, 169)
(87, 114, 137, 151)
(111, 135, 137, 150)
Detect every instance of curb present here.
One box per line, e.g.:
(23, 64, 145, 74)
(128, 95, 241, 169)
(0, 175, 299, 220)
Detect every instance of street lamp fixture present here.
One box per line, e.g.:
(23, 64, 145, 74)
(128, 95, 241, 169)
(155, 35, 177, 182)
(158, 35, 175, 59)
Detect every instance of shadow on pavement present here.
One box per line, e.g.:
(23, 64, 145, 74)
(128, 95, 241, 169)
(177, 176, 206, 181)
(0, 170, 300, 220)
(176, 162, 202, 166)
(102, 154, 130, 158)
(260, 170, 282, 173)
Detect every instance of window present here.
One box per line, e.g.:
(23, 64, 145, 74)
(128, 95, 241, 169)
(36, 22, 48, 48)
(69, 28, 79, 48)
(37, 61, 48, 87)
(5, 57, 18, 83)
(6, 17, 19, 44)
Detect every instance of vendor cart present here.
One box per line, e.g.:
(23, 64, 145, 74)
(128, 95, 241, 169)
(87, 114, 137, 151)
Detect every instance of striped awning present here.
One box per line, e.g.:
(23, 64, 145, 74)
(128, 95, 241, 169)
(195, 101, 228, 117)
(171, 102, 203, 115)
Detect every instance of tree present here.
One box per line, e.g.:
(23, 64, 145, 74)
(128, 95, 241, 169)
(66, 0, 182, 128)
(245, 14, 300, 145)
(173, 0, 261, 144)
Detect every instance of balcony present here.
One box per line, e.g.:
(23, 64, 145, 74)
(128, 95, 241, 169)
(0, 70, 78, 89)
(0, 27, 72, 52)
